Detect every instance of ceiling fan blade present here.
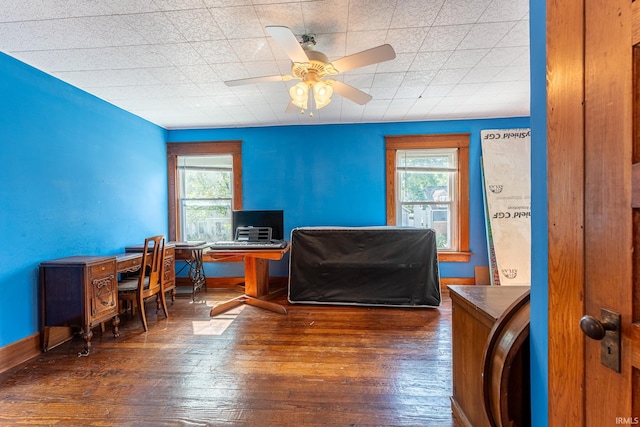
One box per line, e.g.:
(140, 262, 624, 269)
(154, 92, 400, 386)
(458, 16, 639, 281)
(265, 26, 309, 64)
(330, 44, 396, 73)
(330, 80, 373, 105)
(224, 75, 287, 87)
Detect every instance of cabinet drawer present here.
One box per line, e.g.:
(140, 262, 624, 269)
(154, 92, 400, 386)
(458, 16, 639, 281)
(90, 259, 116, 278)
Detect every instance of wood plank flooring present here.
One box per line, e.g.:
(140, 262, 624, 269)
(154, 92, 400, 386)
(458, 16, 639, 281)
(0, 287, 459, 426)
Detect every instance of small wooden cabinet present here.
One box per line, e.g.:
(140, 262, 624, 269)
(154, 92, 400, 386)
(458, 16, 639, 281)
(448, 285, 530, 427)
(39, 256, 120, 354)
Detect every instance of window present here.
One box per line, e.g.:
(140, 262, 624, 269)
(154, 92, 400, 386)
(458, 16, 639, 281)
(386, 134, 471, 262)
(167, 141, 242, 242)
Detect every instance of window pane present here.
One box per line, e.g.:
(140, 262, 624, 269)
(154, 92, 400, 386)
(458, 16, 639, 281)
(399, 170, 452, 202)
(397, 149, 456, 169)
(181, 200, 232, 242)
(178, 154, 234, 242)
(180, 155, 232, 200)
(398, 203, 451, 249)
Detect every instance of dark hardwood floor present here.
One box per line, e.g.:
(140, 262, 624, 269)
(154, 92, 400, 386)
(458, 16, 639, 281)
(0, 287, 459, 426)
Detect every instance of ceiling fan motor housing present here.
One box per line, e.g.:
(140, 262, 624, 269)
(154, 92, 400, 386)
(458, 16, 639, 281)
(291, 50, 338, 84)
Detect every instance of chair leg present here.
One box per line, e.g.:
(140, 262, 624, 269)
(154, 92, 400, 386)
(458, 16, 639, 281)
(138, 293, 148, 332)
(159, 289, 169, 319)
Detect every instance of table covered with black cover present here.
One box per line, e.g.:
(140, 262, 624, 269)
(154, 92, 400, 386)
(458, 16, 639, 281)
(288, 227, 441, 307)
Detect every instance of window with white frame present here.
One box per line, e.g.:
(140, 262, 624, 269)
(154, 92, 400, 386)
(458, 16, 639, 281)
(386, 134, 471, 262)
(396, 148, 458, 249)
(177, 155, 233, 242)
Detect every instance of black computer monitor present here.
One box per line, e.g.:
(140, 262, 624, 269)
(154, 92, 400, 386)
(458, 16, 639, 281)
(232, 210, 284, 240)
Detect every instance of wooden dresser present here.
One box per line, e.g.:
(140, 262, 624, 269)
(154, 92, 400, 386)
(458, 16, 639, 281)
(448, 285, 530, 427)
(39, 256, 119, 355)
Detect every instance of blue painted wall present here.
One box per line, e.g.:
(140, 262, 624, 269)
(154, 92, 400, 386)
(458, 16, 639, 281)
(529, 0, 548, 425)
(168, 116, 530, 278)
(0, 53, 167, 347)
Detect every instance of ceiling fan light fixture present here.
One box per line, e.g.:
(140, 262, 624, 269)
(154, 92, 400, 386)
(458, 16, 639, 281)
(312, 81, 333, 109)
(289, 82, 308, 109)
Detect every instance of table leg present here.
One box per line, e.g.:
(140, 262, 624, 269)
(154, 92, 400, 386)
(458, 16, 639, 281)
(210, 256, 287, 317)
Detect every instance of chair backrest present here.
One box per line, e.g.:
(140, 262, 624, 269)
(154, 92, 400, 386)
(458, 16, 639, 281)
(139, 235, 165, 297)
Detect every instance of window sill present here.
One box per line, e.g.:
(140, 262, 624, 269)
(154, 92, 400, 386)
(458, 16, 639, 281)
(437, 251, 473, 262)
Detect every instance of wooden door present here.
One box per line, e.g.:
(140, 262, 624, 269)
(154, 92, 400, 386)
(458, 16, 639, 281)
(547, 0, 638, 425)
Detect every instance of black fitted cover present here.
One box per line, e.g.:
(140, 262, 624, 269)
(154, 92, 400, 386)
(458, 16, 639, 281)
(288, 227, 441, 307)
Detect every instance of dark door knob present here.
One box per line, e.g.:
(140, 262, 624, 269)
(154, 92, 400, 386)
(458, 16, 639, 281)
(579, 315, 617, 340)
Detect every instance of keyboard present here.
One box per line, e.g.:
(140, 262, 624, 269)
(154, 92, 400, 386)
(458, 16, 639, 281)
(209, 240, 287, 250)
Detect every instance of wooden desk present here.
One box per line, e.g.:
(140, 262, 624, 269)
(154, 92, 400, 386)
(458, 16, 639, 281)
(205, 244, 290, 316)
(448, 285, 530, 427)
(40, 250, 176, 355)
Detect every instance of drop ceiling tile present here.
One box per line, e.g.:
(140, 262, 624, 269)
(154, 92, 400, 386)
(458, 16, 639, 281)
(409, 51, 451, 72)
(386, 28, 429, 54)
(433, 0, 492, 26)
(459, 66, 502, 84)
(421, 24, 472, 52)
(477, 46, 527, 67)
(372, 72, 406, 88)
(313, 32, 347, 60)
(423, 84, 454, 97)
(375, 53, 415, 73)
(497, 20, 529, 48)
(121, 12, 186, 44)
(478, 0, 528, 22)
(431, 68, 469, 85)
(347, 0, 395, 32)
(55, 68, 163, 88)
(209, 6, 264, 39)
(402, 70, 437, 86)
(153, 0, 208, 10)
(254, 3, 304, 29)
(77, 16, 149, 48)
(345, 30, 388, 56)
(301, 0, 349, 34)
(164, 9, 226, 41)
(210, 62, 251, 81)
(192, 40, 241, 64)
(241, 60, 281, 79)
(197, 81, 235, 96)
(231, 38, 275, 62)
(0, 0, 114, 21)
(102, 0, 160, 14)
(206, 94, 243, 106)
(390, 0, 444, 28)
(395, 86, 426, 99)
(203, 0, 251, 8)
(368, 86, 398, 99)
(459, 22, 515, 49)
(342, 73, 375, 89)
(156, 43, 208, 66)
(443, 49, 488, 69)
(146, 66, 192, 84)
(493, 65, 529, 82)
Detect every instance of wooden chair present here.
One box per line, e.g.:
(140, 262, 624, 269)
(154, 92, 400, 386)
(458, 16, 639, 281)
(118, 235, 169, 332)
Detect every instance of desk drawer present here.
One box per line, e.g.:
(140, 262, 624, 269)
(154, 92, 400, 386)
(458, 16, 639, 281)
(90, 259, 115, 278)
(117, 257, 142, 273)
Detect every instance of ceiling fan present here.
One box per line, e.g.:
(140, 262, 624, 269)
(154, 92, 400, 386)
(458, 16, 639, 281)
(224, 26, 396, 116)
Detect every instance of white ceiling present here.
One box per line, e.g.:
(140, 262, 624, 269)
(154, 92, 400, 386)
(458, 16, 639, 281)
(0, 0, 530, 129)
